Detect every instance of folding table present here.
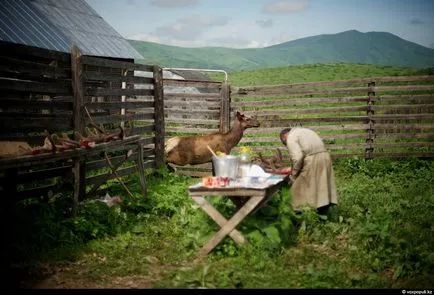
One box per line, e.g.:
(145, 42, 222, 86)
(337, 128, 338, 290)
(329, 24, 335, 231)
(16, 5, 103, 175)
(188, 175, 288, 256)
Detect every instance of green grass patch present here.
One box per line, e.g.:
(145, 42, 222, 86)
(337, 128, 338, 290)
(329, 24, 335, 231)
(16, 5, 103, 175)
(5, 158, 434, 289)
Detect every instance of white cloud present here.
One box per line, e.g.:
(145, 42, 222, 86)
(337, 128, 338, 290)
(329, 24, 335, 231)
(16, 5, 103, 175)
(268, 32, 298, 45)
(263, 0, 307, 14)
(153, 15, 230, 40)
(128, 33, 163, 43)
(256, 19, 274, 28)
(150, 0, 199, 8)
(128, 18, 298, 48)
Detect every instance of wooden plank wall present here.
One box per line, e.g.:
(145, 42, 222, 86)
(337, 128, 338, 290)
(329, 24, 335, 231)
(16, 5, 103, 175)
(80, 55, 163, 190)
(0, 41, 73, 143)
(231, 75, 434, 159)
(163, 78, 228, 177)
(0, 42, 164, 203)
(0, 41, 76, 201)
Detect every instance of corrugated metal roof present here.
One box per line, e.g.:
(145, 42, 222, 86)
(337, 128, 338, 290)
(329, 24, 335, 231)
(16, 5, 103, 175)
(0, 0, 143, 59)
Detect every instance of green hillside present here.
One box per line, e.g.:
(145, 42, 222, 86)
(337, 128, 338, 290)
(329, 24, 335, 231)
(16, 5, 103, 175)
(221, 63, 431, 87)
(130, 30, 434, 71)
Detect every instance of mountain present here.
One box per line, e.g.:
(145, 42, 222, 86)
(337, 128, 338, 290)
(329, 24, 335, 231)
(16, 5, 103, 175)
(129, 30, 434, 72)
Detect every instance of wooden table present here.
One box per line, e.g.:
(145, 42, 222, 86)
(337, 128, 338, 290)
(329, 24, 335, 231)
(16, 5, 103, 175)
(188, 175, 288, 256)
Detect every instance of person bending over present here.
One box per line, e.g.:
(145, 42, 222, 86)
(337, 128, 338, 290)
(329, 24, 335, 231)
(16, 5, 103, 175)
(280, 127, 338, 213)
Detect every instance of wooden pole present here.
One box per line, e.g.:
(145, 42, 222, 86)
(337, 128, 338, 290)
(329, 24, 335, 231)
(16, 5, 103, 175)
(71, 46, 85, 135)
(136, 143, 147, 197)
(71, 46, 86, 211)
(153, 66, 165, 168)
(219, 81, 230, 133)
(365, 81, 376, 159)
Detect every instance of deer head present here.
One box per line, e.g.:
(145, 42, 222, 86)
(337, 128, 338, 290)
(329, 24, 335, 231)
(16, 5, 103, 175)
(236, 111, 260, 129)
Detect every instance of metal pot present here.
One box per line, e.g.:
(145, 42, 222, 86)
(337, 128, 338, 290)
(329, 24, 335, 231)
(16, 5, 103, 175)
(212, 155, 239, 179)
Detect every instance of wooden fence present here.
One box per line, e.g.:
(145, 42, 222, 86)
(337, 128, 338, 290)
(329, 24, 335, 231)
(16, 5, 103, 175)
(232, 76, 434, 159)
(0, 41, 165, 207)
(165, 75, 434, 177)
(162, 77, 230, 177)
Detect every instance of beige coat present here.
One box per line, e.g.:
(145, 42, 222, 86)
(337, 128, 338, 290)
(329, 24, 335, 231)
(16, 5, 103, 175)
(285, 127, 338, 209)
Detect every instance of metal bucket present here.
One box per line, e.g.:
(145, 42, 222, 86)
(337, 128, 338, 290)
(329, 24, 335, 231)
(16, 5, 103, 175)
(212, 155, 239, 179)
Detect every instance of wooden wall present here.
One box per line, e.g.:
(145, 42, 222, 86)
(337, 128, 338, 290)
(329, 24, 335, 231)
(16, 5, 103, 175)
(0, 42, 165, 204)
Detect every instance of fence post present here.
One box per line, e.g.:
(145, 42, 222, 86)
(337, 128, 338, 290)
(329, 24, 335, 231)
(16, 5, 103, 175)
(219, 81, 230, 133)
(71, 46, 86, 214)
(153, 65, 165, 168)
(365, 81, 376, 159)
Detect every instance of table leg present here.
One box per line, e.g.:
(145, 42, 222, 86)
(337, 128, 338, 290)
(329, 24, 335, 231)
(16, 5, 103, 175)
(192, 196, 246, 245)
(198, 196, 264, 256)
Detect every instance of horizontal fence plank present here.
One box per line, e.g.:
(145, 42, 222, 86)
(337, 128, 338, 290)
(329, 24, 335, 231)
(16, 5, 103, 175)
(372, 114, 434, 121)
(375, 85, 434, 92)
(0, 79, 72, 94)
(254, 105, 369, 115)
(232, 96, 370, 106)
(239, 133, 369, 143)
(86, 153, 138, 171)
(368, 152, 434, 158)
(242, 113, 434, 124)
(87, 113, 155, 125)
(0, 99, 72, 110)
(371, 142, 434, 148)
(372, 104, 434, 111)
(165, 93, 221, 100)
(0, 112, 72, 119)
(86, 165, 137, 185)
(164, 108, 220, 116)
(235, 85, 372, 96)
(373, 133, 434, 139)
(377, 94, 434, 102)
(165, 101, 220, 109)
(84, 71, 154, 84)
(81, 56, 154, 72)
(245, 115, 370, 124)
(165, 118, 220, 125)
(131, 125, 155, 135)
(85, 101, 154, 110)
(326, 144, 364, 150)
(163, 78, 222, 89)
(374, 124, 434, 131)
(165, 127, 223, 134)
(17, 165, 71, 183)
(85, 87, 154, 96)
(0, 56, 72, 80)
(1, 117, 72, 132)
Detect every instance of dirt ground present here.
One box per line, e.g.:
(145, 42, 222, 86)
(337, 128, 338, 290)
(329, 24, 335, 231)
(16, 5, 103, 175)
(15, 261, 185, 289)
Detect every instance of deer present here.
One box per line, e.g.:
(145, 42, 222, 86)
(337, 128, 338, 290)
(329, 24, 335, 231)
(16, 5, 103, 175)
(165, 111, 260, 166)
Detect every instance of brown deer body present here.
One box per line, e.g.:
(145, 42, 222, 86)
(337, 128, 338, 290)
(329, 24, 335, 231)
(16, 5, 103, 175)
(165, 111, 260, 166)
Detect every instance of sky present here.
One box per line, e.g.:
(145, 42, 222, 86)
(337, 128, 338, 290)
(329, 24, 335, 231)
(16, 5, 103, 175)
(85, 0, 434, 49)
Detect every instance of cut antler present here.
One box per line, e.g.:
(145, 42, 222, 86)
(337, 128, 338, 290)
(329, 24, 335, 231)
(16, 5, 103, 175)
(256, 148, 286, 173)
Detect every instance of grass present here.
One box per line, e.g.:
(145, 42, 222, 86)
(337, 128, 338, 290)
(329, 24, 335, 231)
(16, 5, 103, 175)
(6, 158, 434, 289)
(208, 63, 431, 87)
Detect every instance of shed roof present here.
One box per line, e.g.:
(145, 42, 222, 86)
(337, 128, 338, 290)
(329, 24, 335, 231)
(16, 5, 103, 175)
(0, 0, 143, 59)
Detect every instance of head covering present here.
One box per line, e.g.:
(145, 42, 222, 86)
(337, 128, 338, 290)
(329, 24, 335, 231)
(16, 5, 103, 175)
(280, 128, 292, 145)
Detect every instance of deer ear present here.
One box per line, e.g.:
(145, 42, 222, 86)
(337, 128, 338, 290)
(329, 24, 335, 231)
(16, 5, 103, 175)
(236, 111, 242, 119)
